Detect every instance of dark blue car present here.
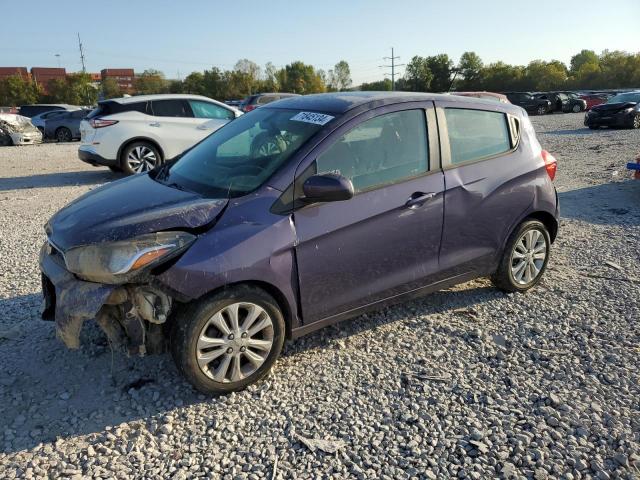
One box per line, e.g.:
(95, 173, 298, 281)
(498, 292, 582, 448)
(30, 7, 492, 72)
(40, 92, 559, 393)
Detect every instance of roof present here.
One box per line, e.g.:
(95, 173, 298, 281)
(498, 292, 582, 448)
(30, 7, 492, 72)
(268, 91, 517, 114)
(106, 94, 227, 105)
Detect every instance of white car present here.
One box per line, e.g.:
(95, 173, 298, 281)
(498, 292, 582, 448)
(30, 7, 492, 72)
(0, 114, 43, 146)
(78, 94, 242, 174)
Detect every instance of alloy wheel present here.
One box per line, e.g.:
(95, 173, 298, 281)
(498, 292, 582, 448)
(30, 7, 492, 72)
(634, 115, 640, 129)
(127, 146, 157, 173)
(510, 229, 547, 285)
(56, 128, 71, 142)
(196, 302, 274, 383)
(537, 106, 546, 115)
(572, 104, 581, 113)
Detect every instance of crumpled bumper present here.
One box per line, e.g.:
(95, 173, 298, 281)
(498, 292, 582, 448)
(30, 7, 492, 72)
(39, 242, 116, 348)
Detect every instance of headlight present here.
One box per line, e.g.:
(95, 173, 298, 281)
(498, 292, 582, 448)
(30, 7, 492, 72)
(64, 231, 195, 284)
(624, 107, 635, 113)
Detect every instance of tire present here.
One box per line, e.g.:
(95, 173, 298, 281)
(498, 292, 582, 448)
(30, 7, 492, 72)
(572, 104, 581, 113)
(108, 165, 122, 173)
(55, 127, 72, 142)
(536, 105, 547, 116)
(588, 125, 598, 130)
(120, 141, 162, 175)
(170, 285, 286, 394)
(632, 114, 640, 129)
(0, 133, 12, 147)
(491, 220, 551, 293)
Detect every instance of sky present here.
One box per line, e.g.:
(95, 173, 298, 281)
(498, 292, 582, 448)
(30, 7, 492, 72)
(1, 0, 638, 86)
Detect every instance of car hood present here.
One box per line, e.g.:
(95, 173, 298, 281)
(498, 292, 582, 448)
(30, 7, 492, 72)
(47, 174, 227, 251)
(591, 101, 637, 113)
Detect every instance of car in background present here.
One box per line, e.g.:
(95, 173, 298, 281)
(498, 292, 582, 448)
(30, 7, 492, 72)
(0, 114, 43, 146)
(44, 109, 91, 142)
(504, 92, 551, 115)
(78, 94, 242, 175)
(41, 92, 559, 393)
(225, 100, 243, 108)
(584, 91, 640, 129)
(579, 93, 609, 110)
(18, 104, 80, 118)
(562, 92, 588, 113)
(534, 92, 570, 113)
(451, 91, 509, 103)
(30, 110, 69, 133)
(239, 93, 300, 112)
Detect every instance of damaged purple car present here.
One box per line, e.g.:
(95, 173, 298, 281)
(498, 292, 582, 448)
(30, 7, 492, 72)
(40, 92, 559, 393)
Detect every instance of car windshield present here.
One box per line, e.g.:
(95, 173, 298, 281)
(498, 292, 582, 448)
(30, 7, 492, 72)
(153, 108, 335, 197)
(607, 93, 640, 104)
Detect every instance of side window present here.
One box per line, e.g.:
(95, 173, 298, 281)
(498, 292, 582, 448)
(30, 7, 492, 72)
(316, 109, 429, 193)
(257, 96, 276, 105)
(71, 110, 87, 118)
(189, 100, 234, 120)
(151, 100, 190, 117)
(444, 108, 512, 165)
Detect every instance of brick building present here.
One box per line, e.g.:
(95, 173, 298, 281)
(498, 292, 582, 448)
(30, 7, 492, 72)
(30, 67, 66, 93)
(0, 67, 30, 81)
(101, 68, 135, 92)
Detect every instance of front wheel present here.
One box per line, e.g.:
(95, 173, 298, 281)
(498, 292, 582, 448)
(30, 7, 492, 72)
(120, 141, 161, 175)
(170, 285, 286, 394)
(632, 114, 640, 129)
(491, 220, 551, 293)
(536, 105, 547, 115)
(55, 127, 72, 142)
(572, 104, 581, 113)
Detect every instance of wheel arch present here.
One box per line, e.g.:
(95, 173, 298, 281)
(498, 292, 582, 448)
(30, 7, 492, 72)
(117, 137, 165, 164)
(523, 211, 558, 243)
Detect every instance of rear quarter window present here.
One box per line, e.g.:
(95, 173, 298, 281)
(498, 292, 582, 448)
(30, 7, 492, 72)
(444, 108, 512, 165)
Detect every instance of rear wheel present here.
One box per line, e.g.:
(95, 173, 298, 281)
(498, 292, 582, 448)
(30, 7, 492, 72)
(170, 285, 285, 394)
(120, 141, 161, 175)
(588, 125, 598, 130)
(572, 104, 581, 113)
(536, 105, 547, 115)
(491, 220, 551, 293)
(633, 114, 640, 129)
(55, 127, 72, 142)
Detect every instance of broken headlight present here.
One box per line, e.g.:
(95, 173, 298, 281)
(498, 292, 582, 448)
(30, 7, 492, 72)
(64, 231, 196, 284)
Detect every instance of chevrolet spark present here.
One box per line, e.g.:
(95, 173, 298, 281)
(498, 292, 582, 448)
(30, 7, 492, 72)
(40, 92, 559, 394)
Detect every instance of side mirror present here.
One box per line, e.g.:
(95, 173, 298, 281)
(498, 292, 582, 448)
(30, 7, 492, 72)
(302, 173, 354, 203)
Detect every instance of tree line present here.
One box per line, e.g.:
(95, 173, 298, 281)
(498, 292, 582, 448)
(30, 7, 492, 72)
(0, 49, 638, 107)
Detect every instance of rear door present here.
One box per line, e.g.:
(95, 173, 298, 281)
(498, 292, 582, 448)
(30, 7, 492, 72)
(149, 99, 200, 158)
(293, 103, 445, 324)
(435, 100, 532, 277)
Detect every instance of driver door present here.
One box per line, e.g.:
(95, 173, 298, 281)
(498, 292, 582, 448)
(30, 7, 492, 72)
(293, 104, 445, 324)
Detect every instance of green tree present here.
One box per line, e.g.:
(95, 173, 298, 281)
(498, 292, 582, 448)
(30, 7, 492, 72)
(182, 72, 206, 95)
(479, 62, 526, 92)
(403, 56, 433, 92)
(233, 59, 261, 95)
(328, 60, 352, 91)
(426, 54, 454, 92)
(0, 75, 41, 106)
(570, 50, 599, 75)
(359, 78, 392, 91)
(457, 51, 483, 90)
(45, 73, 97, 105)
(277, 61, 325, 94)
(101, 77, 122, 99)
(135, 69, 167, 95)
(524, 60, 568, 91)
(261, 62, 280, 92)
(167, 79, 184, 94)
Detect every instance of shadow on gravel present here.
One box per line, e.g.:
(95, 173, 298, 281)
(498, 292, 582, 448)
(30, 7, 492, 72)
(558, 180, 640, 226)
(544, 127, 605, 136)
(0, 170, 120, 191)
(0, 282, 498, 453)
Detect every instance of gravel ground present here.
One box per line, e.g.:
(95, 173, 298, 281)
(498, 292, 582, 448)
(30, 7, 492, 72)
(0, 114, 639, 479)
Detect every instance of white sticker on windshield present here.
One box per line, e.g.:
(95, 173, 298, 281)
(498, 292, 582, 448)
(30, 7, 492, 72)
(290, 111, 334, 125)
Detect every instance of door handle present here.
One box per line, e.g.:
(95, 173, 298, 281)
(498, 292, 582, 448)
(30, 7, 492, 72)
(405, 192, 436, 209)
(149, 122, 161, 127)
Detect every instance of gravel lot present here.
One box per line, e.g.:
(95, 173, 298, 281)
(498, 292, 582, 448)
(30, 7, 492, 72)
(1, 113, 639, 479)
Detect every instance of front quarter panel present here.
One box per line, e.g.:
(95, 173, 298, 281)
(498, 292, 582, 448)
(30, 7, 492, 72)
(156, 187, 300, 328)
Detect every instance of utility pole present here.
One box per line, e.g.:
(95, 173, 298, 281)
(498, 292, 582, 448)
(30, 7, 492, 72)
(77, 33, 86, 73)
(379, 47, 405, 91)
(55, 53, 61, 68)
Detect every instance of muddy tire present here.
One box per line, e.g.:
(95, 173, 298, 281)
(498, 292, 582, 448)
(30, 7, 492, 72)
(491, 220, 551, 293)
(170, 285, 286, 395)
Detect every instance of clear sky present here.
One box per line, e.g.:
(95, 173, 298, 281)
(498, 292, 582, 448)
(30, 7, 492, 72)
(1, 0, 638, 85)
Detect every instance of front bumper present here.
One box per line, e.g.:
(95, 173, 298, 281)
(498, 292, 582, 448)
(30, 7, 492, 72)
(39, 242, 116, 348)
(10, 131, 43, 145)
(584, 111, 634, 127)
(78, 147, 119, 168)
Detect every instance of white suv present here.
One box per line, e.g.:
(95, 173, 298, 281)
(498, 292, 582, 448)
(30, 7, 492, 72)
(79, 94, 242, 174)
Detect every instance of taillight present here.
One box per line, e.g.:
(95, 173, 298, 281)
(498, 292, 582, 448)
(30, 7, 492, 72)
(243, 105, 256, 112)
(541, 150, 557, 181)
(89, 118, 118, 128)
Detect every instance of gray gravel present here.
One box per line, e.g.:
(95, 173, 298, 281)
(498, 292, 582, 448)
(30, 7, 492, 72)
(1, 114, 639, 479)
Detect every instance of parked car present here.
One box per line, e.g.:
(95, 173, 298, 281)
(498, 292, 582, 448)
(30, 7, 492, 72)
(78, 94, 242, 175)
(30, 110, 69, 133)
(44, 109, 90, 142)
(504, 92, 551, 115)
(41, 92, 559, 393)
(562, 92, 588, 112)
(584, 91, 640, 129)
(534, 92, 569, 113)
(239, 93, 300, 112)
(451, 91, 510, 103)
(18, 104, 80, 118)
(225, 100, 243, 108)
(579, 93, 609, 110)
(0, 114, 43, 146)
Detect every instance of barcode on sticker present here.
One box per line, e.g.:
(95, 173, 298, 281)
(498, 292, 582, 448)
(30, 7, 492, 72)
(290, 112, 334, 125)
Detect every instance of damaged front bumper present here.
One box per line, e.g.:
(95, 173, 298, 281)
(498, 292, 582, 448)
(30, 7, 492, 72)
(39, 242, 172, 354)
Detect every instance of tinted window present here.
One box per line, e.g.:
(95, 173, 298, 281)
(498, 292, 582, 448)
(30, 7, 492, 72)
(257, 95, 277, 105)
(71, 110, 88, 118)
(87, 101, 148, 118)
(188, 100, 234, 120)
(316, 109, 428, 193)
(445, 109, 511, 165)
(151, 99, 190, 117)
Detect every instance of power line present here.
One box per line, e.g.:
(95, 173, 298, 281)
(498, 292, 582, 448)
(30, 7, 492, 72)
(379, 47, 405, 91)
